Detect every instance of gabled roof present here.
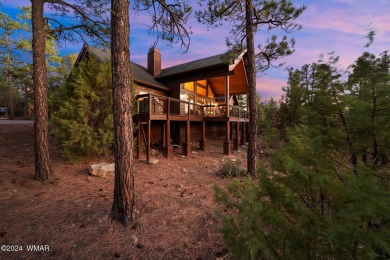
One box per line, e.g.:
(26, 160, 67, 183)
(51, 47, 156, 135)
(158, 53, 232, 78)
(75, 44, 248, 95)
(157, 50, 247, 79)
(76, 44, 170, 92)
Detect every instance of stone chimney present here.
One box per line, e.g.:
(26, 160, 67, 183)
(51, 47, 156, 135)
(147, 47, 161, 77)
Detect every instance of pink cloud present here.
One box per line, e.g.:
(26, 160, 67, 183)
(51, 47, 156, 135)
(257, 77, 287, 100)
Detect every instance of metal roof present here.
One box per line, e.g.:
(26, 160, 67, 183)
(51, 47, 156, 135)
(158, 53, 233, 78)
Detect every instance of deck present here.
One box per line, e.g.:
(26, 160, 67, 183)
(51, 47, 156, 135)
(135, 94, 249, 161)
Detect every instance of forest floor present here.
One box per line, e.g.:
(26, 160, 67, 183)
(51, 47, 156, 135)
(0, 120, 249, 259)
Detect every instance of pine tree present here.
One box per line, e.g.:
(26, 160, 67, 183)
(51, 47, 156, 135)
(348, 51, 390, 165)
(196, 0, 305, 176)
(214, 53, 390, 259)
(31, 0, 110, 181)
(0, 11, 23, 119)
(109, 0, 192, 226)
(51, 58, 114, 160)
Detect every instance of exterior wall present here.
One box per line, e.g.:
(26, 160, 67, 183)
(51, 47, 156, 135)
(138, 121, 165, 145)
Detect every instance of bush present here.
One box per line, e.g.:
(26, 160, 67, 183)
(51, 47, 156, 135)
(220, 159, 244, 177)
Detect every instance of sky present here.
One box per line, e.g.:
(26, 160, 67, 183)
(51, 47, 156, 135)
(2, 0, 390, 100)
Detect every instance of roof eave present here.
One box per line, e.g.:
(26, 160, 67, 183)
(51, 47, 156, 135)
(157, 63, 229, 79)
(134, 79, 171, 92)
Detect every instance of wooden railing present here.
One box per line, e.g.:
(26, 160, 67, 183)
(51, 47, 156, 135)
(136, 94, 249, 119)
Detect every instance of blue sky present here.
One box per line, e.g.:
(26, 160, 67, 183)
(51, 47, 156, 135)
(2, 0, 390, 99)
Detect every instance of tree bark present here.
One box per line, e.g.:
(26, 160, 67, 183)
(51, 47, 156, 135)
(32, 0, 52, 181)
(110, 0, 136, 226)
(7, 74, 14, 120)
(5, 26, 14, 120)
(371, 81, 379, 164)
(246, 0, 257, 176)
(23, 84, 29, 119)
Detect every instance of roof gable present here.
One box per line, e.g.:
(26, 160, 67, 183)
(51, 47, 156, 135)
(158, 53, 234, 78)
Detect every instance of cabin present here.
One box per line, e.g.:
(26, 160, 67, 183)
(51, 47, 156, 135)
(75, 44, 249, 160)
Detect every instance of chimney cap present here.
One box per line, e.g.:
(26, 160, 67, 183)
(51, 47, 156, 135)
(148, 47, 160, 53)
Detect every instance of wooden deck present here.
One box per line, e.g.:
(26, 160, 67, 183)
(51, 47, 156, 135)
(137, 114, 249, 122)
(135, 94, 249, 161)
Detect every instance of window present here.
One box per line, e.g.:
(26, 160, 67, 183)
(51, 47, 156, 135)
(183, 82, 194, 91)
(208, 85, 214, 98)
(196, 81, 207, 96)
(196, 85, 207, 96)
(180, 93, 195, 114)
(196, 97, 205, 105)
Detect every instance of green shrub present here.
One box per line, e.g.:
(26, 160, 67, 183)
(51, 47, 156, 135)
(214, 151, 390, 260)
(220, 159, 244, 177)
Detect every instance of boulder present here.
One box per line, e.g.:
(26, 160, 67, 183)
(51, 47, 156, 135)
(89, 163, 115, 177)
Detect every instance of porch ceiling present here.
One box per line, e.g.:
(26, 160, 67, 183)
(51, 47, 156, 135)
(209, 60, 248, 96)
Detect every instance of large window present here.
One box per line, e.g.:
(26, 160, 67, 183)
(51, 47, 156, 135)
(181, 80, 216, 114)
(182, 80, 214, 98)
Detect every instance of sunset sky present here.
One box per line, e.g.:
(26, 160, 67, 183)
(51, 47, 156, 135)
(2, 0, 390, 99)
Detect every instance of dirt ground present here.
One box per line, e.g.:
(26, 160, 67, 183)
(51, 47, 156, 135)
(0, 121, 248, 259)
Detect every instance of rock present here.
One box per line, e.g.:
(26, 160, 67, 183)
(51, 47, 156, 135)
(89, 163, 115, 177)
(148, 159, 159, 165)
(131, 235, 139, 246)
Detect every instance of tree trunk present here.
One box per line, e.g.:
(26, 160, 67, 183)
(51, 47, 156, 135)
(32, 0, 52, 181)
(23, 84, 29, 119)
(110, 0, 136, 226)
(7, 74, 14, 120)
(371, 81, 379, 164)
(246, 0, 257, 176)
(5, 28, 14, 120)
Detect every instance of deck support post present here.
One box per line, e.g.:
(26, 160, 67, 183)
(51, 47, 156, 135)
(233, 121, 239, 150)
(146, 120, 151, 161)
(136, 120, 141, 159)
(223, 120, 230, 155)
(240, 122, 246, 146)
(200, 121, 206, 151)
(161, 123, 165, 148)
(223, 76, 230, 155)
(245, 122, 249, 142)
(163, 120, 173, 159)
(183, 121, 191, 156)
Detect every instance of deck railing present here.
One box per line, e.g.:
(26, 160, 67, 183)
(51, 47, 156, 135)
(136, 94, 248, 119)
(229, 105, 248, 119)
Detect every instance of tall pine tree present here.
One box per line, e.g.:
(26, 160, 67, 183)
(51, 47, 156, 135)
(196, 0, 305, 176)
(51, 58, 113, 160)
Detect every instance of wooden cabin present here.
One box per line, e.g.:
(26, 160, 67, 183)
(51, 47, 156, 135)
(75, 44, 249, 160)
